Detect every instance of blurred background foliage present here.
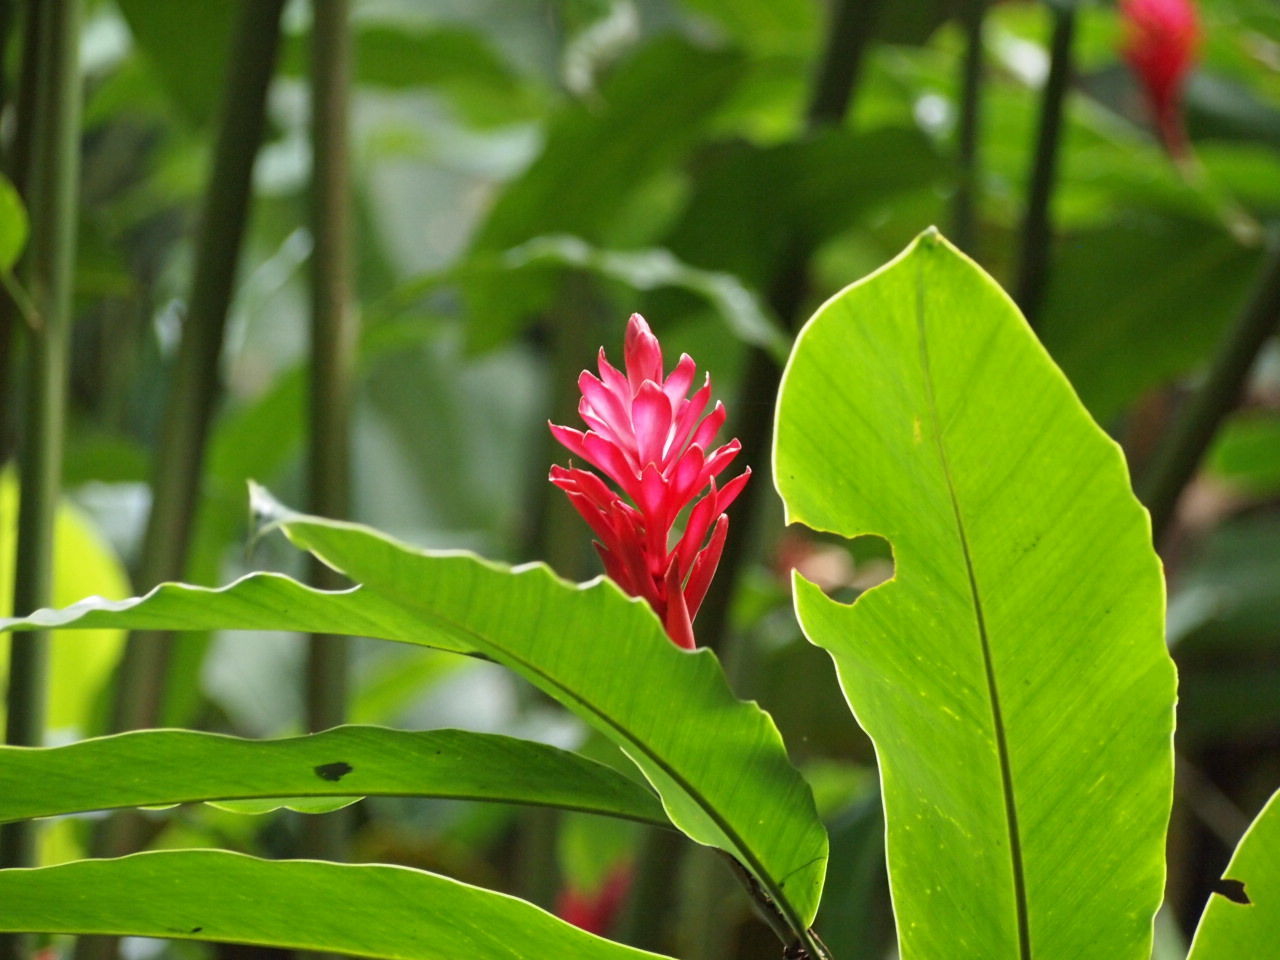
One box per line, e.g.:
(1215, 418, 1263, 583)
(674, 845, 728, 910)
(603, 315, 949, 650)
(0, 0, 1277, 958)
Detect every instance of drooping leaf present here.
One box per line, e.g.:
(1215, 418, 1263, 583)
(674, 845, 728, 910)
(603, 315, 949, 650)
(774, 230, 1176, 959)
(0, 725, 668, 827)
(2, 497, 829, 935)
(1186, 789, 1280, 960)
(0, 850, 670, 960)
(499, 235, 789, 359)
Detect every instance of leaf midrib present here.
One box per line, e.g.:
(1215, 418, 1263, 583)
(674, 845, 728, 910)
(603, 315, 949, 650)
(915, 261, 1032, 960)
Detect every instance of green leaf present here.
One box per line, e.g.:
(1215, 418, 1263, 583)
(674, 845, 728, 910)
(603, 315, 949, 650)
(280, 25, 544, 126)
(1186, 789, 1280, 960)
(0, 174, 29, 272)
(1038, 219, 1261, 422)
(2, 500, 829, 936)
(255, 491, 828, 935)
(774, 230, 1176, 959)
(471, 38, 741, 254)
(462, 37, 744, 351)
(0, 725, 669, 827)
(0, 850, 670, 959)
(500, 235, 789, 360)
(115, 0, 237, 126)
(666, 128, 944, 289)
(2, 571, 477, 656)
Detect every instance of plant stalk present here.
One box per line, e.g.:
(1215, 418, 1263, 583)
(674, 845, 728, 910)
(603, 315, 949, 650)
(107, 0, 287, 740)
(1140, 237, 1280, 545)
(952, 0, 986, 253)
(0, 0, 46, 464)
(0, 3, 80, 959)
(302, 0, 356, 865)
(1015, 1, 1076, 326)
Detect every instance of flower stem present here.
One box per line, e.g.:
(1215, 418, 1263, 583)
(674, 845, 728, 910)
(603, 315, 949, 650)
(0, 3, 80, 959)
(1139, 236, 1280, 545)
(1014, 2, 1076, 327)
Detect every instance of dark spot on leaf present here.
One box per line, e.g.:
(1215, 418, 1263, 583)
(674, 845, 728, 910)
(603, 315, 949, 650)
(189, 927, 203, 935)
(1212, 878, 1250, 905)
(314, 761, 353, 782)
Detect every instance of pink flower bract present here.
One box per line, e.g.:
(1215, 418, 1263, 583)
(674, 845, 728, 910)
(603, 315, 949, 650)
(1121, 0, 1200, 158)
(549, 313, 749, 650)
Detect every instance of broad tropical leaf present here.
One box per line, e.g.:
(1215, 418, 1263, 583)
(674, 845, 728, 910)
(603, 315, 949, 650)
(0, 725, 668, 827)
(2, 498, 829, 936)
(774, 229, 1176, 959)
(2, 571, 474, 655)
(0, 850, 669, 960)
(1186, 788, 1280, 960)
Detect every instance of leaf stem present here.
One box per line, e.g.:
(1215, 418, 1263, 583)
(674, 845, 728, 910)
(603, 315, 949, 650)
(302, 0, 356, 865)
(1014, 2, 1076, 326)
(0, 3, 80, 958)
(952, 0, 987, 253)
(1139, 236, 1280, 545)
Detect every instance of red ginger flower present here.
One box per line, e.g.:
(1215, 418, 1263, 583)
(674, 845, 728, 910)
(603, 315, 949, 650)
(1121, 0, 1200, 159)
(549, 313, 749, 650)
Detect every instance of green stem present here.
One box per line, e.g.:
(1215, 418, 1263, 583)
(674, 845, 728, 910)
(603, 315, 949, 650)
(1140, 237, 1280, 545)
(0, 0, 46, 464)
(1015, 2, 1076, 326)
(302, 0, 356, 865)
(952, 0, 986, 253)
(107, 0, 287, 739)
(0, 3, 80, 959)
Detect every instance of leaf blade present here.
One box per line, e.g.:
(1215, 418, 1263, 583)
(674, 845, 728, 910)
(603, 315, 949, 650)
(774, 230, 1176, 960)
(0, 725, 669, 827)
(0, 850, 669, 960)
(1186, 789, 1280, 960)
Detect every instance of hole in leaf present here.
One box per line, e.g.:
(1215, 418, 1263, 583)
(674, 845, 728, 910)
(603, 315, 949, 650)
(779, 530, 894, 605)
(1212, 878, 1251, 905)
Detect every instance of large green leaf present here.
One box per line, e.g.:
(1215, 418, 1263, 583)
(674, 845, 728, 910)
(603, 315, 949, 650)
(2, 504, 828, 939)
(1186, 789, 1280, 960)
(0, 725, 668, 827)
(0, 850, 668, 959)
(773, 230, 1176, 959)
(2, 571, 474, 656)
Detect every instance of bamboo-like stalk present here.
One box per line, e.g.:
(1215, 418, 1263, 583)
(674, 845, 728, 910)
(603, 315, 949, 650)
(952, 0, 987, 253)
(0, 0, 46, 463)
(106, 0, 288, 740)
(302, 0, 356, 866)
(1015, 2, 1076, 326)
(1140, 237, 1280, 545)
(76, 11, 287, 959)
(0, 4, 80, 960)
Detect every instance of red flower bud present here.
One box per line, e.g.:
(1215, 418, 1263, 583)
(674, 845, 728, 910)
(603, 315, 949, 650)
(1121, 0, 1200, 158)
(549, 314, 748, 649)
